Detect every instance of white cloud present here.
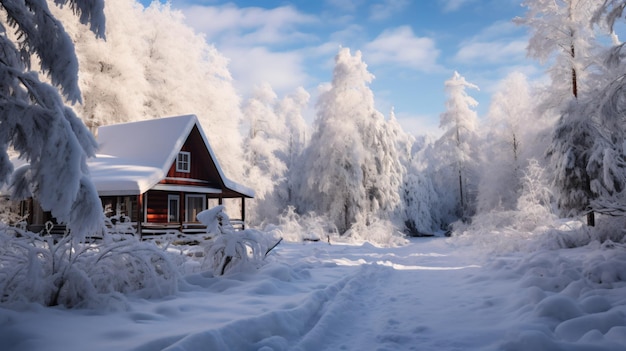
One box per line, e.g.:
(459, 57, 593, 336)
(176, 3, 317, 101)
(369, 0, 410, 21)
(475, 20, 524, 41)
(455, 40, 527, 65)
(181, 4, 317, 45)
(454, 20, 529, 66)
(222, 46, 309, 97)
(364, 26, 441, 72)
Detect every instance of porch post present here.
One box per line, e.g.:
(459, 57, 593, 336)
(241, 197, 246, 230)
(137, 194, 143, 239)
(179, 191, 184, 232)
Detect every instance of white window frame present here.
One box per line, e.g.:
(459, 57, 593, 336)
(167, 195, 180, 223)
(176, 151, 191, 173)
(185, 194, 206, 222)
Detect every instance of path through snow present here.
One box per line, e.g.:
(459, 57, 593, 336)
(2, 237, 626, 350)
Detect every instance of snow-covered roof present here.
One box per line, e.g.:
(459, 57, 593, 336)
(89, 115, 254, 197)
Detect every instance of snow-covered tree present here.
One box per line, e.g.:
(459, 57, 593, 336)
(243, 83, 289, 224)
(546, 103, 598, 219)
(585, 1, 626, 215)
(386, 108, 438, 234)
(0, 0, 105, 238)
(51, 0, 246, 181)
(477, 72, 534, 213)
(243, 84, 310, 225)
(515, 0, 602, 105)
(436, 71, 480, 221)
(276, 87, 310, 205)
(297, 48, 402, 234)
(515, 159, 555, 229)
(571, 75, 626, 216)
(517, 0, 609, 226)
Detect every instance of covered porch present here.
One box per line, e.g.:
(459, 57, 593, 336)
(101, 186, 249, 239)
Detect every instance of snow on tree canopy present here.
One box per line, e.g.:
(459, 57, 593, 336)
(50, 0, 246, 185)
(436, 71, 480, 220)
(0, 0, 105, 239)
(297, 48, 402, 234)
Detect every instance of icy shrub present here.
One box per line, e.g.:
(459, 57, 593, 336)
(343, 214, 408, 247)
(198, 206, 280, 275)
(269, 207, 406, 247)
(269, 206, 337, 242)
(514, 159, 556, 231)
(0, 221, 180, 308)
(531, 216, 626, 250)
(452, 160, 563, 253)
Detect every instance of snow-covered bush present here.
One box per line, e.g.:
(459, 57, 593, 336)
(198, 206, 280, 275)
(268, 206, 407, 247)
(530, 216, 626, 250)
(515, 159, 557, 230)
(343, 215, 408, 247)
(451, 158, 562, 252)
(269, 206, 337, 243)
(0, 221, 180, 308)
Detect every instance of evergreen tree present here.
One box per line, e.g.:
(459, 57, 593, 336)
(517, 0, 606, 225)
(437, 71, 480, 221)
(276, 87, 310, 206)
(0, 0, 105, 238)
(297, 48, 402, 234)
(477, 72, 533, 213)
(243, 83, 288, 224)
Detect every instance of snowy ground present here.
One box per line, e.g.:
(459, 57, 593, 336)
(1, 236, 626, 351)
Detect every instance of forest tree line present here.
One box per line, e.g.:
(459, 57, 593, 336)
(2, 0, 626, 240)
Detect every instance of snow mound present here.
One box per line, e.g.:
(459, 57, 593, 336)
(491, 241, 626, 349)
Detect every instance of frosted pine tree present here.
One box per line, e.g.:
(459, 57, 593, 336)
(276, 87, 310, 205)
(387, 108, 437, 234)
(298, 48, 402, 234)
(518, 0, 609, 225)
(0, 0, 105, 238)
(477, 72, 534, 213)
(437, 71, 480, 221)
(515, 0, 600, 107)
(243, 83, 289, 224)
(583, 0, 626, 215)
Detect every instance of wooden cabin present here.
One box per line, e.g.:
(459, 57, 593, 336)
(15, 114, 254, 238)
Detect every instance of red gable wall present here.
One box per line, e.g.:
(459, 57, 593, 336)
(162, 125, 222, 188)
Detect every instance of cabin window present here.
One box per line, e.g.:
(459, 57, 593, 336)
(176, 151, 191, 173)
(185, 194, 206, 222)
(168, 195, 180, 223)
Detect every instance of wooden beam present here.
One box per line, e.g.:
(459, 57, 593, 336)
(137, 194, 144, 239)
(179, 191, 184, 231)
(241, 197, 246, 230)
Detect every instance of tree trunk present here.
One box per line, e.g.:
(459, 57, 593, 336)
(571, 44, 578, 98)
(456, 124, 465, 220)
(570, 32, 595, 227)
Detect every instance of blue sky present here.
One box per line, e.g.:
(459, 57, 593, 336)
(141, 0, 538, 136)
